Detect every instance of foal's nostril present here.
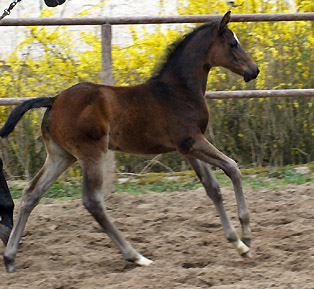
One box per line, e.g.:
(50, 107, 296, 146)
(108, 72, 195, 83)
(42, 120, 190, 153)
(256, 66, 260, 77)
(244, 65, 259, 82)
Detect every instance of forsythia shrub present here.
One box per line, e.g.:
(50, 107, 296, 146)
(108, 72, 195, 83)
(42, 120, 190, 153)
(0, 10, 102, 177)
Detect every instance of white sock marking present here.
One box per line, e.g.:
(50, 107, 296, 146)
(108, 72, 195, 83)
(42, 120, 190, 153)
(136, 255, 153, 266)
(233, 239, 249, 255)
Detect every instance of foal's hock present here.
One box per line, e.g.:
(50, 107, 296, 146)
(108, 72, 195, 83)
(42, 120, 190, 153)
(0, 11, 259, 273)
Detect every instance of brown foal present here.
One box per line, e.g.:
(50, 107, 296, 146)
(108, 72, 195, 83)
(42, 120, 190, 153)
(0, 11, 259, 272)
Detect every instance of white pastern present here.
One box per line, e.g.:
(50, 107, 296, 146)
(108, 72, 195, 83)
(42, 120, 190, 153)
(233, 239, 249, 255)
(136, 255, 153, 266)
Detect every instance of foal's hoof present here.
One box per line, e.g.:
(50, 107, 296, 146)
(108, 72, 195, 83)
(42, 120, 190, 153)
(135, 255, 153, 266)
(241, 238, 251, 248)
(241, 251, 254, 259)
(0, 224, 11, 246)
(3, 256, 15, 273)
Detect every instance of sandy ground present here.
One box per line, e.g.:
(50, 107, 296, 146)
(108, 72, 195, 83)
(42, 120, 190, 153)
(0, 183, 313, 289)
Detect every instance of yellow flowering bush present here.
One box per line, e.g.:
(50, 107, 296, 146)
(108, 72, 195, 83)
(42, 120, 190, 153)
(0, 10, 102, 177)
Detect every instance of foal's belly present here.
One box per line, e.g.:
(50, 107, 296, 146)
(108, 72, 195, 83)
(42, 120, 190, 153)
(109, 143, 175, 155)
(108, 125, 175, 155)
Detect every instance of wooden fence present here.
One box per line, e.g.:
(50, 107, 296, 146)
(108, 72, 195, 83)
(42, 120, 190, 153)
(1, 89, 314, 105)
(1, 12, 314, 26)
(0, 12, 314, 105)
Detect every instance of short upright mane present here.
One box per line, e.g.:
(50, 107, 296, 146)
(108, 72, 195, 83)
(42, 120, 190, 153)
(148, 20, 218, 81)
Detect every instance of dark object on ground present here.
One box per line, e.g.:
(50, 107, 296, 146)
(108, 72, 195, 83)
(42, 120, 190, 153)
(0, 157, 14, 246)
(44, 0, 66, 7)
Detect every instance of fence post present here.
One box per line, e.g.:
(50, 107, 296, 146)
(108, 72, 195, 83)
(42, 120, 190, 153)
(101, 24, 113, 84)
(101, 23, 116, 194)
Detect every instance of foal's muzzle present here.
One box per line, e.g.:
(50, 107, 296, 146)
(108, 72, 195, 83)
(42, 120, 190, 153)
(244, 65, 260, 82)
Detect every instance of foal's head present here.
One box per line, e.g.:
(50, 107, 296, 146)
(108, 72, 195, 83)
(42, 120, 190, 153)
(208, 11, 259, 82)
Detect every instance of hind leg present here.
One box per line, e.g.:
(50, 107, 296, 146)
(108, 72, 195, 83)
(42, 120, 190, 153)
(3, 142, 75, 273)
(79, 151, 152, 266)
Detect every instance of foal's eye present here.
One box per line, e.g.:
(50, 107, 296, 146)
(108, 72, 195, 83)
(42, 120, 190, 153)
(229, 41, 238, 49)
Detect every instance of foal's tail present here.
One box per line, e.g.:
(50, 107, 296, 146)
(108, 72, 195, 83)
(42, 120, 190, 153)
(0, 97, 55, 138)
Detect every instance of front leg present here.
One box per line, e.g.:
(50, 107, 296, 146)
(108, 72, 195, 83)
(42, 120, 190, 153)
(187, 157, 250, 256)
(178, 135, 252, 256)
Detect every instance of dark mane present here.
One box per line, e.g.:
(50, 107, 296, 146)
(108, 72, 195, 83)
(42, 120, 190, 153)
(148, 20, 219, 81)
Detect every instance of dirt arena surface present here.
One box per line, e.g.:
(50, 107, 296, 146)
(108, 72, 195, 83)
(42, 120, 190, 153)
(0, 183, 313, 288)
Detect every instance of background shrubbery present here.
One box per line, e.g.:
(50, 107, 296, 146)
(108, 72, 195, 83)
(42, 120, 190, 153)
(0, 0, 313, 178)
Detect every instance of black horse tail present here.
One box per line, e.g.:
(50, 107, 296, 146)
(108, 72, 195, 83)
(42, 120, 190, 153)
(0, 97, 55, 138)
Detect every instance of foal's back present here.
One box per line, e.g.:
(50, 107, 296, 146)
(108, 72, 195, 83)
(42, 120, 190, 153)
(45, 81, 205, 157)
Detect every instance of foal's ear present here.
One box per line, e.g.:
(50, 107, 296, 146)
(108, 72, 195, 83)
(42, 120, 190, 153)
(218, 11, 231, 34)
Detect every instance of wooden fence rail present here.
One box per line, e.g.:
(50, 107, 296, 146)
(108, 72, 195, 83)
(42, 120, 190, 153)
(1, 12, 314, 26)
(205, 89, 314, 99)
(1, 89, 313, 105)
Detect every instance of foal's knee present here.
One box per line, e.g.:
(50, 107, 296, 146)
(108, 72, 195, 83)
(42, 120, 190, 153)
(223, 159, 242, 180)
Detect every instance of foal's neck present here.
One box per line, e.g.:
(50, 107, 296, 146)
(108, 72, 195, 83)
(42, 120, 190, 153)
(160, 27, 213, 98)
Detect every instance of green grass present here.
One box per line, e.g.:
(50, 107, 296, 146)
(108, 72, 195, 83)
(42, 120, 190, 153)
(242, 166, 313, 188)
(9, 181, 82, 200)
(7, 164, 313, 200)
(116, 179, 201, 195)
